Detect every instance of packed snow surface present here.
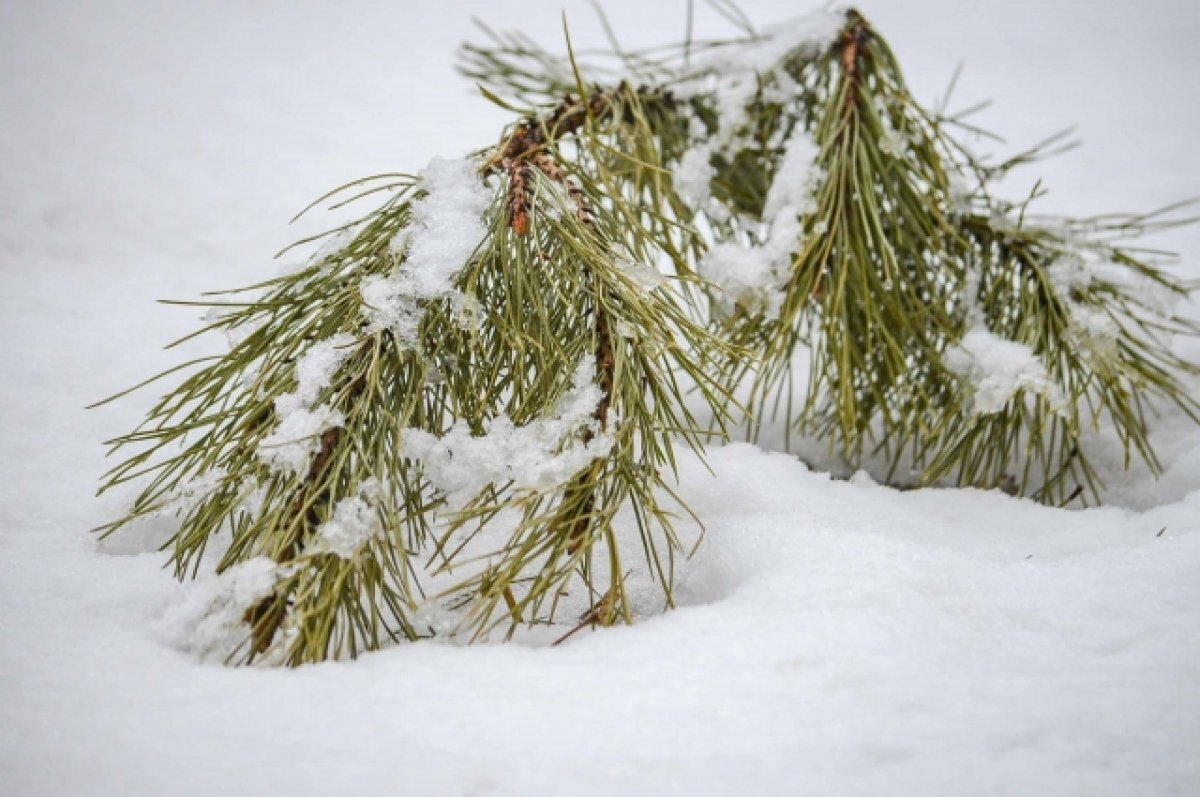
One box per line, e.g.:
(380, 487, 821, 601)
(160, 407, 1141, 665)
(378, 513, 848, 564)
(3, 2, 1199, 796)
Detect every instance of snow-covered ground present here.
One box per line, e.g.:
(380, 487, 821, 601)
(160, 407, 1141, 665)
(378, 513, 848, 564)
(2, 1, 1199, 795)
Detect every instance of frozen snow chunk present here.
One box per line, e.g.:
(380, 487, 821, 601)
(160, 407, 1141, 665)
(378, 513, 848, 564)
(674, 144, 716, 207)
(311, 496, 380, 559)
(947, 172, 975, 215)
(360, 274, 423, 346)
(700, 214, 803, 319)
(763, 128, 822, 222)
(257, 403, 345, 476)
(402, 157, 493, 299)
(946, 327, 1066, 415)
(274, 333, 356, 417)
(1043, 256, 1123, 363)
(679, 9, 843, 148)
(402, 356, 613, 507)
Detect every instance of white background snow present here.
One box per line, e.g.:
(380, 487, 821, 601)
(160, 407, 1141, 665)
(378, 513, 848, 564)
(2, 1, 1199, 795)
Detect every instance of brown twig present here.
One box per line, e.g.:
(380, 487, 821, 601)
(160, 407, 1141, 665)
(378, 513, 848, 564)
(551, 587, 618, 646)
(488, 83, 674, 236)
(839, 11, 871, 111)
(505, 158, 532, 236)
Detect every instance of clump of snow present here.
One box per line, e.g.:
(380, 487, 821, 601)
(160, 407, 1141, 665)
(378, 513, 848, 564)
(701, 213, 802, 319)
(739, 10, 845, 72)
(946, 327, 1066, 415)
(361, 157, 492, 346)
(690, 110, 822, 317)
(256, 333, 355, 477)
(402, 356, 613, 507)
(673, 144, 717, 207)
(359, 273, 421, 342)
(673, 10, 840, 215)
(155, 557, 285, 662)
(454, 292, 481, 331)
(946, 171, 976, 215)
(236, 479, 269, 520)
(1045, 252, 1092, 296)
(1044, 254, 1123, 361)
(310, 495, 379, 559)
(274, 333, 356, 416)
(257, 404, 344, 476)
(762, 128, 823, 222)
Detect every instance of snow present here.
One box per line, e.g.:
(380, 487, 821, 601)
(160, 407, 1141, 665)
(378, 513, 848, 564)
(761, 127, 823, 222)
(260, 331, 355, 477)
(699, 125, 823, 319)
(156, 557, 286, 663)
(361, 156, 492, 345)
(672, 9, 837, 218)
(3, 1, 1200, 796)
(700, 213, 802, 318)
(160, 468, 228, 516)
(312, 495, 380, 559)
(274, 332, 356, 416)
(403, 356, 613, 508)
(945, 327, 1067, 415)
(256, 403, 345, 477)
(687, 8, 844, 147)
(673, 144, 716, 207)
(1045, 254, 1132, 362)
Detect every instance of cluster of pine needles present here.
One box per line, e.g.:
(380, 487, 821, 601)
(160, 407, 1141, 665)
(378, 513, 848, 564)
(95, 6, 1199, 665)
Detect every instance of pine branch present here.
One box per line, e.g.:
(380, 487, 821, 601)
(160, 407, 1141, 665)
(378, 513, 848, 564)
(96, 59, 734, 664)
(463, 7, 1200, 504)
(96, 5, 1200, 666)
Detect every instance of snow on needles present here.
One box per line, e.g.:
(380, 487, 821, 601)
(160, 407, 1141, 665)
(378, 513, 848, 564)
(695, 9, 843, 147)
(700, 127, 822, 319)
(675, 12, 834, 319)
(275, 333, 356, 417)
(945, 327, 1066, 415)
(762, 129, 822, 221)
(671, 9, 840, 219)
(310, 494, 380, 559)
(257, 333, 356, 477)
(156, 557, 286, 663)
(360, 156, 492, 346)
(701, 215, 803, 319)
(402, 356, 613, 507)
(257, 404, 345, 476)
